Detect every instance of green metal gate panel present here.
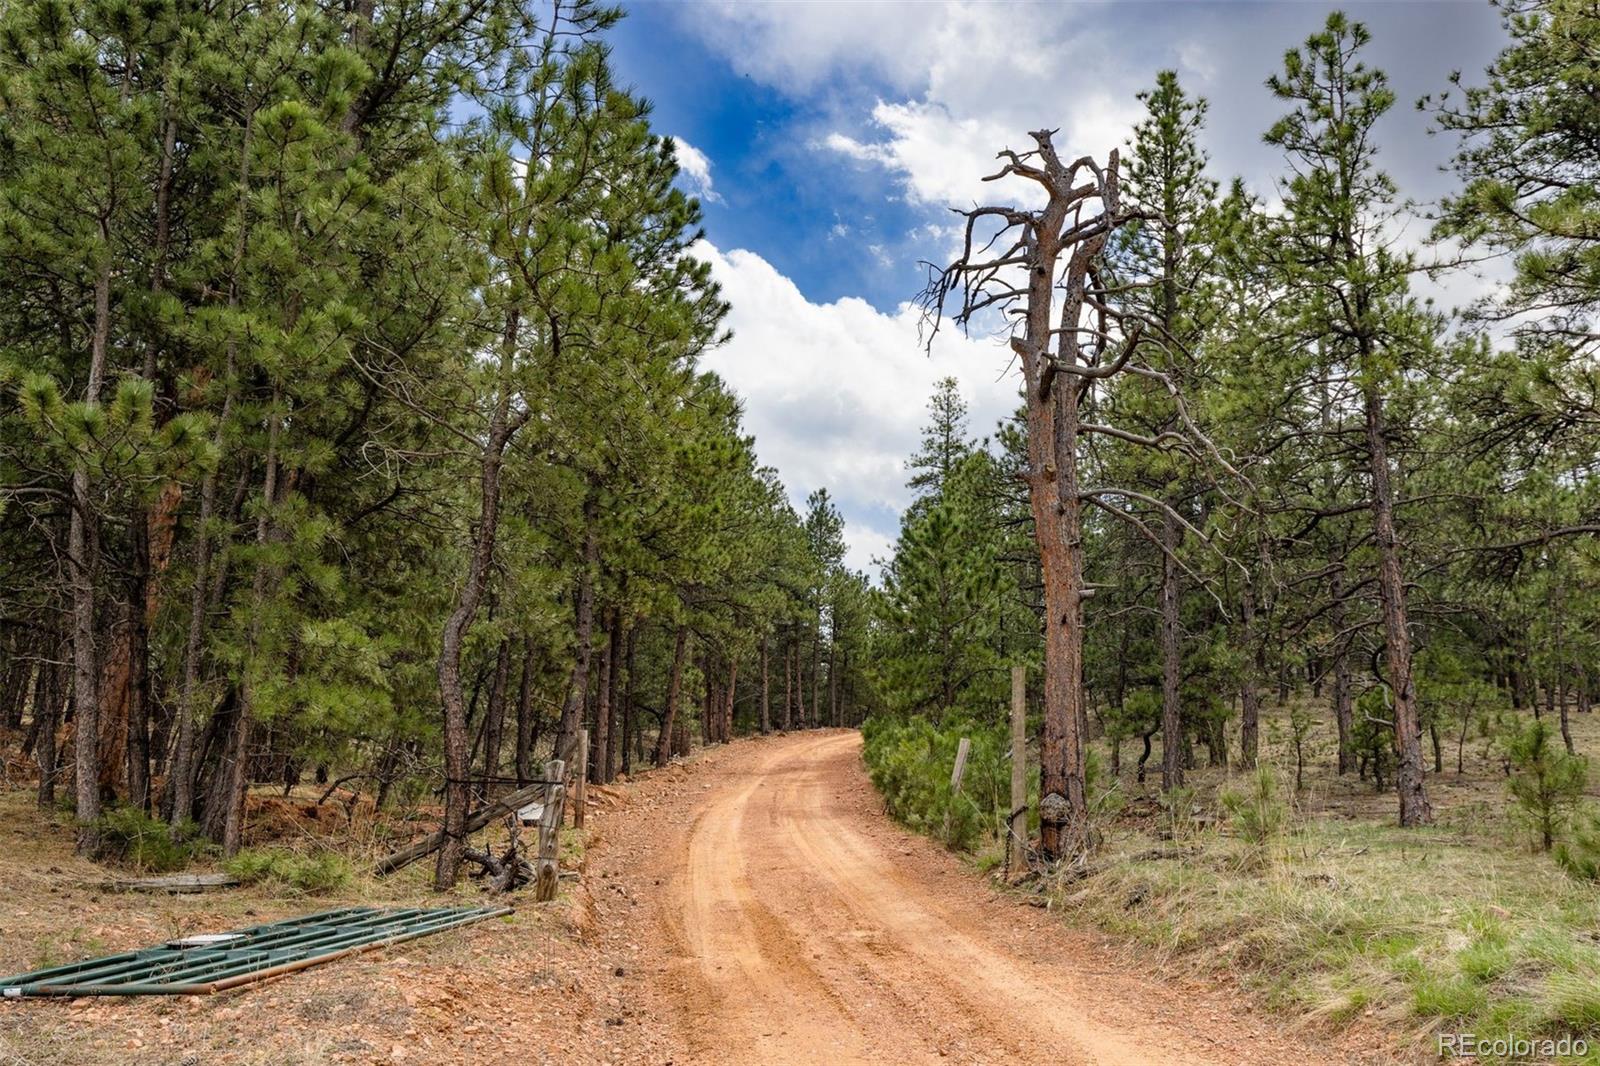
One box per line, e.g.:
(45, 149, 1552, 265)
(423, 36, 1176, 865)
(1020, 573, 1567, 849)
(0, 905, 511, 997)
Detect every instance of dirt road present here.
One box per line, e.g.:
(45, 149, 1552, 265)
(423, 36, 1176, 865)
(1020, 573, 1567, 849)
(600, 730, 1359, 1065)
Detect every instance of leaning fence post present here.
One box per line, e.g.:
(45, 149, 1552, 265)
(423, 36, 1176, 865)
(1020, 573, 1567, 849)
(535, 758, 565, 902)
(950, 736, 971, 791)
(944, 736, 971, 843)
(1008, 664, 1027, 876)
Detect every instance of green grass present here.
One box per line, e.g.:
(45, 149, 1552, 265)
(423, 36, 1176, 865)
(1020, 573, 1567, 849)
(1055, 817, 1600, 1062)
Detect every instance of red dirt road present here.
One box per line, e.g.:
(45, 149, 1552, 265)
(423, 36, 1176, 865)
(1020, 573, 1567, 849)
(594, 729, 1364, 1065)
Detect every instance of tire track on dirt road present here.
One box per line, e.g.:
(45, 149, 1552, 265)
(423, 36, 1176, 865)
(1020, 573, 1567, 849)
(645, 730, 1362, 1065)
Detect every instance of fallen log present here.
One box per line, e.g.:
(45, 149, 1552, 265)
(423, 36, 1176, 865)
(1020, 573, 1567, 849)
(373, 779, 548, 876)
(97, 872, 241, 894)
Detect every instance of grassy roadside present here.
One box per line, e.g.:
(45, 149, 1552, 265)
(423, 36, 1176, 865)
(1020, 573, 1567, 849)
(1060, 817, 1600, 1064)
(863, 710, 1600, 1064)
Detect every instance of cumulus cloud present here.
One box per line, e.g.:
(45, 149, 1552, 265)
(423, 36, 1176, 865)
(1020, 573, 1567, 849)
(693, 241, 1021, 577)
(673, 138, 722, 204)
(667, 1, 1510, 573)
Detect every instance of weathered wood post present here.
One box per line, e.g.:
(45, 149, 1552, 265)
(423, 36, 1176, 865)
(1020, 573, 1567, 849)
(944, 736, 971, 843)
(535, 758, 565, 902)
(950, 737, 971, 791)
(1008, 664, 1027, 876)
(573, 728, 589, 829)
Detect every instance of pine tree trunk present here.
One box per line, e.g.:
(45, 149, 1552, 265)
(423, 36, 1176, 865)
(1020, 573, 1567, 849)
(515, 635, 536, 786)
(1160, 515, 1184, 791)
(222, 393, 283, 855)
(828, 643, 838, 727)
(556, 496, 599, 761)
(483, 638, 510, 794)
(37, 643, 63, 808)
(654, 626, 688, 767)
(1029, 343, 1089, 861)
(68, 251, 113, 854)
(782, 638, 793, 730)
(1364, 386, 1430, 827)
(622, 626, 637, 775)
(759, 633, 770, 734)
(435, 310, 524, 890)
(590, 621, 610, 783)
(171, 115, 254, 833)
(1330, 568, 1355, 774)
(604, 619, 623, 782)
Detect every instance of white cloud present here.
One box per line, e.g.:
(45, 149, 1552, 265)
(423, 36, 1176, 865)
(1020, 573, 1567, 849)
(673, 138, 722, 204)
(693, 241, 1020, 579)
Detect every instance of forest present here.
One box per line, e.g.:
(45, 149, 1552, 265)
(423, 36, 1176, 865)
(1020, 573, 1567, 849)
(2, 0, 1600, 1061)
(0, 0, 871, 891)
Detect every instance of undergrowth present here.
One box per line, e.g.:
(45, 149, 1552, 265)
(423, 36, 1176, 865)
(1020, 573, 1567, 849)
(223, 847, 354, 895)
(862, 715, 1034, 851)
(94, 807, 205, 872)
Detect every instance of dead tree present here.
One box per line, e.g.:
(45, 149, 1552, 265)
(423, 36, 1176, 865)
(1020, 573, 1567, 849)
(922, 131, 1233, 863)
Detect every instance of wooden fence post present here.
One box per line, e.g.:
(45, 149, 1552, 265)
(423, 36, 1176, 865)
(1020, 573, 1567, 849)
(573, 729, 588, 829)
(944, 736, 971, 843)
(535, 758, 565, 902)
(950, 736, 971, 791)
(1008, 664, 1027, 876)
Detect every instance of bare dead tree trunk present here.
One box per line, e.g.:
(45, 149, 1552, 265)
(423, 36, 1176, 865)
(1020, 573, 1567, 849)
(922, 136, 1145, 862)
(1364, 386, 1430, 827)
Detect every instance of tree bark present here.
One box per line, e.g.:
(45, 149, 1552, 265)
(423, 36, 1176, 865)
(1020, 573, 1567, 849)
(434, 309, 525, 890)
(1238, 572, 1260, 771)
(515, 635, 536, 786)
(621, 625, 637, 776)
(556, 495, 599, 761)
(482, 637, 511, 795)
(604, 618, 623, 782)
(653, 625, 689, 767)
(782, 637, 794, 731)
(220, 389, 283, 855)
(589, 618, 611, 783)
(1159, 514, 1184, 791)
(68, 249, 113, 853)
(759, 633, 770, 734)
(1364, 386, 1431, 826)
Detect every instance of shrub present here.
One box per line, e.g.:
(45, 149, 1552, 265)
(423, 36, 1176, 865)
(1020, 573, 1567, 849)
(95, 807, 203, 872)
(1220, 763, 1288, 850)
(862, 715, 1017, 852)
(1555, 807, 1600, 880)
(223, 847, 354, 895)
(1505, 718, 1587, 851)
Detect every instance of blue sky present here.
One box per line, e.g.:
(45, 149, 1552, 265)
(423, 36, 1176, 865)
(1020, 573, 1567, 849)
(609, 1, 1509, 575)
